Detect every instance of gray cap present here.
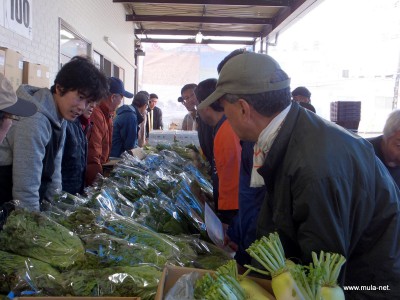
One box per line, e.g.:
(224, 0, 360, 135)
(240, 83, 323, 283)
(198, 52, 290, 109)
(0, 73, 37, 117)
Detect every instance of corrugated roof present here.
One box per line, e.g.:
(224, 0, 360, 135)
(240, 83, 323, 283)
(113, 0, 324, 47)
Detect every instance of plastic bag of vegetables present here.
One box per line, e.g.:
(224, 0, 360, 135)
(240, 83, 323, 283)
(0, 250, 65, 296)
(125, 194, 189, 235)
(0, 209, 85, 270)
(100, 210, 181, 259)
(62, 265, 161, 299)
(79, 233, 168, 268)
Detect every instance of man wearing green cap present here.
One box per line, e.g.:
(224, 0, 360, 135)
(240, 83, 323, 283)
(198, 51, 400, 298)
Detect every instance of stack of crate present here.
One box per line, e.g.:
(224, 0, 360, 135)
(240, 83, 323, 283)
(330, 101, 361, 132)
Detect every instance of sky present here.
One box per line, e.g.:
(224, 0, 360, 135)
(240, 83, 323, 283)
(268, 0, 400, 132)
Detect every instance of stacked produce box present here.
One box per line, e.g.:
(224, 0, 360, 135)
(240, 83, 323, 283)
(330, 101, 361, 132)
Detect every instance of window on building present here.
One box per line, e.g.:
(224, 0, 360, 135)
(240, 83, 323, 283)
(59, 19, 91, 68)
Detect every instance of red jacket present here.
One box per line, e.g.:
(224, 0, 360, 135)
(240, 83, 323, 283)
(86, 101, 113, 186)
(214, 120, 241, 210)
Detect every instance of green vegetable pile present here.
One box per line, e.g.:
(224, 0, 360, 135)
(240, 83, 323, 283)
(0, 144, 233, 298)
(0, 209, 85, 269)
(79, 233, 168, 268)
(62, 265, 161, 299)
(0, 250, 64, 295)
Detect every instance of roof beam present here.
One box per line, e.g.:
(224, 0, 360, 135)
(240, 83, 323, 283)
(114, 0, 290, 6)
(140, 38, 254, 45)
(136, 29, 261, 38)
(126, 15, 272, 25)
(269, 0, 320, 37)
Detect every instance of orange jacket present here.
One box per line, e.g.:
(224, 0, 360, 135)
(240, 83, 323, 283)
(214, 120, 241, 210)
(86, 101, 113, 186)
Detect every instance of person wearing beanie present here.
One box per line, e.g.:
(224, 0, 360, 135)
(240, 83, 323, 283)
(291, 86, 312, 103)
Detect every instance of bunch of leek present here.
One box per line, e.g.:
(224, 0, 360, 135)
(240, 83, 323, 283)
(245, 232, 346, 300)
(194, 260, 274, 299)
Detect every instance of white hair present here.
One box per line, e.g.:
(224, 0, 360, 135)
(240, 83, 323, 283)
(383, 109, 400, 139)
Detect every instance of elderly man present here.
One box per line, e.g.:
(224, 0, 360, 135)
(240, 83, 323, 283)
(368, 109, 400, 187)
(198, 51, 400, 298)
(86, 77, 133, 186)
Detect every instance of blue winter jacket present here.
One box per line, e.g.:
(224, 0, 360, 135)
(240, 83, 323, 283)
(227, 141, 266, 266)
(111, 105, 143, 157)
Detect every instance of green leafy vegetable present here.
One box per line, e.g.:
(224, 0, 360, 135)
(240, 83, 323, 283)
(79, 233, 167, 268)
(0, 250, 64, 295)
(62, 265, 161, 299)
(0, 209, 85, 269)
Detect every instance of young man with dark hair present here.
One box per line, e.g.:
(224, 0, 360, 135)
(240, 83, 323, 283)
(196, 78, 241, 224)
(61, 102, 95, 195)
(111, 92, 148, 157)
(0, 56, 108, 211)
(180, 83, 214, 169)
(180, 84, 198, 131)
(146, 93, 163, 138)
(198, 51, 400, 298)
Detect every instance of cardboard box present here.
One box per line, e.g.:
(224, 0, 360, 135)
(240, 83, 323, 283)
(23, 61, 50, 88)
(155, 265, 275, 300)
(0, 47, 24, 91)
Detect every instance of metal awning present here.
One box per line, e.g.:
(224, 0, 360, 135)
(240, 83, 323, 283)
(113, 0, 324, 48)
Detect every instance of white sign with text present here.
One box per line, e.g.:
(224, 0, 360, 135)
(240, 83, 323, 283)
(4, 0, 33, 40)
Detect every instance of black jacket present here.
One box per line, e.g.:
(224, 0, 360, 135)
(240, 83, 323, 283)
(61, 118, 88, 195)
(257, 102, 400, 298)
(146, 106, 163, 138)
(367, 135, 400, 188)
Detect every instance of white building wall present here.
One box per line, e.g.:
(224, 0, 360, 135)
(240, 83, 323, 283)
(0, 0, 136, 92)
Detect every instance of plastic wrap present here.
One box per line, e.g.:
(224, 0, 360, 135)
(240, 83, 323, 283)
(164, 235, 232, 270)
(100, 211, 181, 259)
(164, 271, 200, 300)
(0, 250, 64, 296)
(0, 209, 85, 270)
(80, 233, 168, 268)
(61, 265, 161, 299)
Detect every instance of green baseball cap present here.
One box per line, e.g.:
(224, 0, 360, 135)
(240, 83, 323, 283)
(198, 52, 290, 109)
